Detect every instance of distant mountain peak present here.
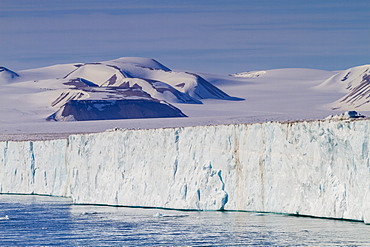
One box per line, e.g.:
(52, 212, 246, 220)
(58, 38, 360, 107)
(109, 57, 171, 71)
(0, 67, 19, 83)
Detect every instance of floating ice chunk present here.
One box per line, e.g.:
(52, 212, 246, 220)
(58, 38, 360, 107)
(153, 213, 188, 218)
(0, 215, 9, 220)
(250, 213, 265, 216)
(82, 211, 98, 215)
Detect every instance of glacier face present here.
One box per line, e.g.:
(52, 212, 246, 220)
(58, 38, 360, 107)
(0, 120, 370, 223)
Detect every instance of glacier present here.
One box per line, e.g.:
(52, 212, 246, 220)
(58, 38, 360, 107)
(0, 119, 369, 224)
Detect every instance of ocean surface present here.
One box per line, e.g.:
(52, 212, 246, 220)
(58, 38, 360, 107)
(0, 194, 369, 246)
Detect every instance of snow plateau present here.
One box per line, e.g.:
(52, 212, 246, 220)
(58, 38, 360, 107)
(0, 119, 369, 223)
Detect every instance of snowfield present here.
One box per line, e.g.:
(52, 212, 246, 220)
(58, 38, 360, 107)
(0, 57, 369, 136)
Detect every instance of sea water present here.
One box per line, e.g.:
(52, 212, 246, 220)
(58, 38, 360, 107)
(0, 195, 369, 246)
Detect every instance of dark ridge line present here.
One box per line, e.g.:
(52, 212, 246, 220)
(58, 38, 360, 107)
(0, 67, 19, 77)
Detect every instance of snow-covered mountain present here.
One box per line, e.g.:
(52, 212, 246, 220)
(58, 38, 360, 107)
(317, 65, 370, 111)
(0, 57, 236, 122)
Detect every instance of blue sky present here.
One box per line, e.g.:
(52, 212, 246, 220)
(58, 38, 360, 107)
(0, 0, 369, 74)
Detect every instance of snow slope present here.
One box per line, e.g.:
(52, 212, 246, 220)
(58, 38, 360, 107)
(0, 67, 19, 83)
(1, 119, 369, 223)
(317, 65, 370, 111)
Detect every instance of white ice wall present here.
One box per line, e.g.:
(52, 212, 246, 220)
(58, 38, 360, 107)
(0, 139, 68, 196)
(1, 120, 369, 223)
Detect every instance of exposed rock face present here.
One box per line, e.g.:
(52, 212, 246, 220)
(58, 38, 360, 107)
(47, 99, 187, 121)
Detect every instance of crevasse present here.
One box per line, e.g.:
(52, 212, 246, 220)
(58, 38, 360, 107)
(0, 119, 369, 223)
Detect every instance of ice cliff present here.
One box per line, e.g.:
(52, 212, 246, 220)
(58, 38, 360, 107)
(1, 119, 370, 223)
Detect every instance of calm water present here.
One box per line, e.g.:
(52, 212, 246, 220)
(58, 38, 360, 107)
(0, 195, 369, 246)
